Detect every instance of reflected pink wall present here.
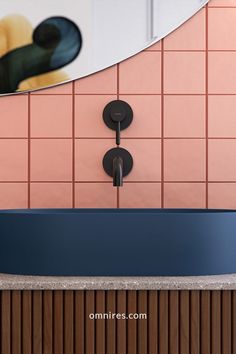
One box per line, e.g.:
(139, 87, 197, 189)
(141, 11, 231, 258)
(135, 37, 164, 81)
(0, 0, 236, 209)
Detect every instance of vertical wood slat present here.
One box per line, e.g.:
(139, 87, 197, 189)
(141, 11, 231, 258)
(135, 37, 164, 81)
(75, 291, 84, 354)
(106, 290, 116, 354)
(233, 291, 236, 354)
(211, 291, 221, 354)
(43, 291, 53, 354)
(11, 291, 21, 354)
(169, 291, 178, 354)
(1, 291, 11, 354)
(222, 291, 232, 354)
(116, 290, 126, 354)
(64, 291, 74, 354)
(0, 292, 1, 353)
(201, 291, 211, 354)
(180, 291, 190, 354)
(138, 291, 148, 354)
(159, 290, 168, 354)
(85, 291, 95, 354)
(127, 291, 137, 354)
(53, 291, 63, 354)
(148, 291, 158, 354)
(190, 291, 200, 354)
(22, 291, 32, 354)
(95, 291, 106, 354)
(22, 292, 32, 351)
(33, 291, 42, 354)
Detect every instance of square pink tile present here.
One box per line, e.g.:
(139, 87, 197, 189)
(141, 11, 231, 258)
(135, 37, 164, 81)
(30, 183, 72, 208)
(119, 52, 161, 94)
(0, 140, 28, 181)
(75, 139, 113, 182)
(209, 140, 236, 181)
(119, 183, 161, 208)
(74, 66, 117, 94)
(31, 139, 72, 181)
(164, 183, 206, 208)
(164, 52, 205, 94)
(0, 95, 28, 137)
(75, 139, 161, 182)
(145, 41, 162, 51)
(164, 96, 205, 137)
(164, 9, 206, 50)
(122, 139, 161, 181)
(164, 139, 206, 181)
(75, 183, 117, 208)
(31, 96, 72, 137)
(0, 183, 28, 209)
(209, 96, 236, 137)
(75, 95, 117, 138)
(120, 96, 161, 138)
(209, 0, 236, 6)
(208, 183, 236, 209)
(208, 52, 236, 94)
(32, 82, 73, 94)
(209, 8, 236, 50)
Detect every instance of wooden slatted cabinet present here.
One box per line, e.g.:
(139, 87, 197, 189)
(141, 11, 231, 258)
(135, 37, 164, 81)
(0, 290, 235, 354)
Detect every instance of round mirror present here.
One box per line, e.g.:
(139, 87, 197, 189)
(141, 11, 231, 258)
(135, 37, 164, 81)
(0, 0, 208, 94)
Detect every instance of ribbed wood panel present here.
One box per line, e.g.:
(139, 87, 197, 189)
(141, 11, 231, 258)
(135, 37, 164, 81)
(0, 290, 235, 353)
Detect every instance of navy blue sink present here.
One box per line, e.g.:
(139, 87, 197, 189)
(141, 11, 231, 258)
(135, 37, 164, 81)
(0, 208, 236, 277)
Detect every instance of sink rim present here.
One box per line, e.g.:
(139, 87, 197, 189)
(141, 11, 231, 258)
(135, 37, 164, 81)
(0, 208, 236, 215)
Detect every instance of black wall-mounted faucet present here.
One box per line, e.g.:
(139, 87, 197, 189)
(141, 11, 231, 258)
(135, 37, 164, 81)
(102, 100, 134, 187)
(103, 148, 133, 187)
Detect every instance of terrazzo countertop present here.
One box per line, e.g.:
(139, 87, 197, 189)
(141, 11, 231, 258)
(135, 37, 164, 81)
(1, 273, 236, 290)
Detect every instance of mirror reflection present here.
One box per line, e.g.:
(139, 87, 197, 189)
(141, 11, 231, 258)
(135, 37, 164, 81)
(0, 0, 208, 94)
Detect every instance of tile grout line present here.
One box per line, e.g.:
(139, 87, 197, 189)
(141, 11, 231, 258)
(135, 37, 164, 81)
(28, 92, 31, 209)
(2, 180, 236, 184)
(72, 81, 75, 208)
(208, 6, 236, 8)
(27, 93, 236, 96)
(4, 136, 236, 140)
(117, 63, 120, 209)
(161, 39, 165, 208)
(117, 63, 120, 100)
(206, 4, 209, 209)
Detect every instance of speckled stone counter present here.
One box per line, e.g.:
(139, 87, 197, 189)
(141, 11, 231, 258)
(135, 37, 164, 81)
(1, 273, 236, 290)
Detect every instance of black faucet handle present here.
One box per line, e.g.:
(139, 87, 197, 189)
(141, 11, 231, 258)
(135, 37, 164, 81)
(110, 102, 126, 145)
(115, 121, 121, 146)
(103, 100, 133, 145)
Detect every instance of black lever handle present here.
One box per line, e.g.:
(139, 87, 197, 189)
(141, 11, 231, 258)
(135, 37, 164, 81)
(110, 105, 125, 146)
(103, 100, 133, 145)
(116, 121, 121, 146)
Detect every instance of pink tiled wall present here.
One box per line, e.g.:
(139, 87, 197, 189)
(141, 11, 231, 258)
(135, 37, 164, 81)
(1, 0, 236, 209)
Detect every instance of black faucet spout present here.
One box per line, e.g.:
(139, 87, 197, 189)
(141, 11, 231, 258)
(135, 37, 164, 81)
(113, 156, 123, 187)
(103, 147, 133, 188)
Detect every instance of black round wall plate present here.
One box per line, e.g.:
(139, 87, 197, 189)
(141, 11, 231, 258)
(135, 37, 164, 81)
(103, 100, 133, 131)
(103, 147, 133, 178)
